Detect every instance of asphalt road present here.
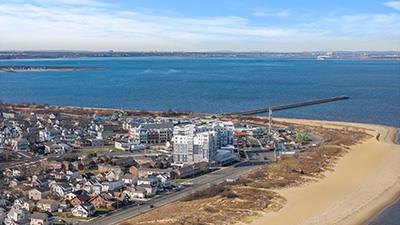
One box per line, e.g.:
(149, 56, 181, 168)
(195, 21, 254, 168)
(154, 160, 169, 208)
(81, 160, 268, 225)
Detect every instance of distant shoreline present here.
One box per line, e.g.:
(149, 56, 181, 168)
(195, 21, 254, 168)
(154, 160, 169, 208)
(0, 65, 109, 72)
(0, 51, 399, 60)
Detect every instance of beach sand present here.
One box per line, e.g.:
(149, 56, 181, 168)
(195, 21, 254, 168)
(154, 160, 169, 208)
(249, 119, 400, 225)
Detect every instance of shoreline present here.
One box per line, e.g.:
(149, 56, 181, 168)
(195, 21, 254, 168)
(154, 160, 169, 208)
(0, 66, 108, 72)
(363, 195, 400, 225)
(249, 118, 400, 225)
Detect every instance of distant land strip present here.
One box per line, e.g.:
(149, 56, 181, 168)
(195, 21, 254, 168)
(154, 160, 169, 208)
(0, 51, 399, 60)
(0, 65, 109, 72)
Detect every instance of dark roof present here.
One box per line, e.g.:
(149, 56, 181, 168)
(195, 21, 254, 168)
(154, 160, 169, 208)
(37, 186, 50, 193)
(15, 219, 30, 225)
(31, 212, 52, 219)
(76, 194, 90, 202)
(57, 182, 71, 189)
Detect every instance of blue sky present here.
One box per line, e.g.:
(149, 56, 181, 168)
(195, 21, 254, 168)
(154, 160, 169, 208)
(0, 0, 399, 51)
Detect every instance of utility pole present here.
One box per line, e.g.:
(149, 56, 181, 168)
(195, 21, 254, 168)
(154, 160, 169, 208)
(268, 108, 272, 134)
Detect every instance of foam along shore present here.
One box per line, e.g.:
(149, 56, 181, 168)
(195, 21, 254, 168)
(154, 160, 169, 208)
(0, 65, 108, 72)
(249, 119, 400, 225)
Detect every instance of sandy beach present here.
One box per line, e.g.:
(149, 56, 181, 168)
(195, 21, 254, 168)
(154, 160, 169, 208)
(249, 119, 400, 225)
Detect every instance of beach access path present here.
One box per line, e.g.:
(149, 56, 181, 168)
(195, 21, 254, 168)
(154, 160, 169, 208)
(249, 119, 400, 225)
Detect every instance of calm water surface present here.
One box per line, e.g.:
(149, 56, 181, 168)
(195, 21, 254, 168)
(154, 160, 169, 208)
(0, 57, 399, 127)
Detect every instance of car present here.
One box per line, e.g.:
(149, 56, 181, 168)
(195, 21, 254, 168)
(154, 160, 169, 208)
(137, 202, 143, 206)
(264, 157, 268, 160)
(149, 205, 154, 208)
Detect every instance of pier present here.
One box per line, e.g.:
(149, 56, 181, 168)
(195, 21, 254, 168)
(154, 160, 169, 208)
(227, 95, 349, 133)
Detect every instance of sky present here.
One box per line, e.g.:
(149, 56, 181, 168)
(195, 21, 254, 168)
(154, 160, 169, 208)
(0, 0, 399, 52)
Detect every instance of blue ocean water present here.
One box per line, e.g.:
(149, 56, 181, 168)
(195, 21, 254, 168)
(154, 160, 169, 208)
(0, 57, 399, 223)
(0, 57, 399, 128)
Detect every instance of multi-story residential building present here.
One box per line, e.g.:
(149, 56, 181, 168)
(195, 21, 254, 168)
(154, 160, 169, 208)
(11, 138, 29, 150)
(129, 123, 174, 144)
(173, 124, 218, 165)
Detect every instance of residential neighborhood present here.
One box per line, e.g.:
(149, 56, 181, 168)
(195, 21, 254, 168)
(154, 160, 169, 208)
(0, 108, 310, 224)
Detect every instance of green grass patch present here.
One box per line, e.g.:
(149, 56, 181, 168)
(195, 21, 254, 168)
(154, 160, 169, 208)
(95, 207, 109, 212)
(73, 148, 110, 153)
(79, 169, 100, 175)
(104, 140, 113, 145)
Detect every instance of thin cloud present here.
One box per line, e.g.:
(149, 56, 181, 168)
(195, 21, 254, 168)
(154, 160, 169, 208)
(384, 1, 400, 10)
(253, 11, 291, 17)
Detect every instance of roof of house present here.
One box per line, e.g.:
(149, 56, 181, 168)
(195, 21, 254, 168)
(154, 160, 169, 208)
(75, 194, 90, 202)
(31, 212, 53, 219)
(37, 199, 56, 204)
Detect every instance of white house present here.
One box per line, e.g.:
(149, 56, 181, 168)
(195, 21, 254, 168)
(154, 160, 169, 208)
(52, 182, 72, 198)
(72, 202, 95, 218)
(101, 180, 124, 192)
(4, 206, 30, 225)
(115, 141, 130, 151)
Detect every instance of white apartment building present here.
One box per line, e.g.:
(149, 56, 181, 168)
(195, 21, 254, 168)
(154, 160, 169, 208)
(173, 124, 226, 165)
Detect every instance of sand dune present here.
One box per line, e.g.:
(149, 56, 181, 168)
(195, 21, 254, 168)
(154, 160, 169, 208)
(249, 119, 400, 225)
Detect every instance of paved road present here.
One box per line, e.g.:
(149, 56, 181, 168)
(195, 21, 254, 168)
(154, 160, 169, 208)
(81, 160, 268, 225)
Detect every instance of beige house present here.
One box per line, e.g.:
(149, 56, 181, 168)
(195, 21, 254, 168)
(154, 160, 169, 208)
(29, 187, 51, 201)
(37, 199, 58, 212)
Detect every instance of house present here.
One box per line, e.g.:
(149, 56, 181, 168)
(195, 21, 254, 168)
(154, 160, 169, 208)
(114, 141, 130, 151)
(58, 143, 72, 153)
(72, 161, 84, 170)
(88, 194, 116, 209)
(31, 212, 55, 225)
(4, 206, 30, 225)
(74, 139, 91, 147)
(64, 190, 83, 201)
(11, 138, 29, 150)
(71, 202, 95, 218)
(47, 161, 63, 170)
(39, 130, 52, 142)
(81, 172, 96, 181)
(32, 178, 49, 188)
(130, 186, 147, 199)
(22, 200, 35, 211)
(66, 170, 79, 180)
(9, 177, 29, 187)
(105, 170, 124, 181)
(29, 186, 51, 201)
(89, 138, 104, 146)
(101, 180, 124, 192)
(171, 161, 209, 179)
(70, 194, 90, 207)
(2, 112, 18, 119)
(52, 182, 72, 198)
(136, 184, 156, 197)
(36, 199, 58, 212)
(122, 174, 137, 186)
(44, 142, 62, 154)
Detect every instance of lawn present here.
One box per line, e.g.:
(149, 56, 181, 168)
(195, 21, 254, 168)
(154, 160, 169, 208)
(79, 169, 100, 175)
